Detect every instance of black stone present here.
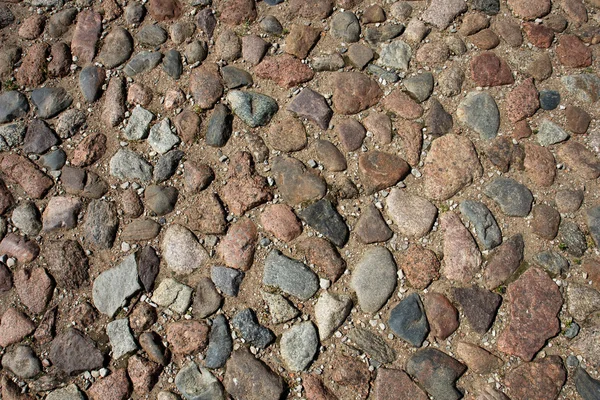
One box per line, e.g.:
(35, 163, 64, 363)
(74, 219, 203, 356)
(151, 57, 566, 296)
(206, 104, 233, 147)
(540, 90, 561, 110)
(298, 199, 349, 248)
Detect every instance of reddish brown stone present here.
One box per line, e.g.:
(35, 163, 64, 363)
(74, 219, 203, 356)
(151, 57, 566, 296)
(497, 267, 562, 361)
(0, 154, 53, 199)
(557, 141, 600, 180)
(456, 342, 502, 374)
(507, 0, 551, 20)
(470, 52, 514, 87)
(255, 55, 315, 88)
(382, 90, 424, 119)
(0, 178, 13, 215)
(14, 268, 54, 314)
(18, 14, 45, 40)
(330, 355, 371, 399)
(583, 258, 600, 291)
(180, 192, 227, 234)
(219, 0, 257, 25)
(358, 151, 410, 194)
(303, 374, 338, 400)
(523, 22, 554, 48)
(506, 78, 539, 123)
(562, 0, 588, 25)
(48, 42, 71, 78)
(189, 63, 223, 110)
(423, 292, 459, 340)
(336, 119, 366, 152)
(470, 29, 500, 49)
(556, 34, 592, 67)
(363, 112, 392, 144)
(285, 24, 321, 59)
(217, 218, 258, 270)
(513, 120, 532, 139)
(333, 72, 382, 115)
(166, 320, 209, 354)
(127, 355, 161, 394)
(300, 237, 346, 281)
(15, 43, 48, 87)
(174, 109, 201, 144)
(260, 204, 302, 242)
(220, 151, 271, 216)
(355, 203, 392, 244)
(288, 0, 334, 19)
(0, 307, 35, 347)
(505, 356, 566, 400)
(483, 234, 524, 290)
(531, 204, 560, 240)
(494, 16, 523, 47)
(402, 244, 440, 289)
(373, 368, 428, 400)
(485, 136, 524, 173)
(71, 133, 107, 167)
(565, 105, 591, 134)
(524, 143, 556, 187)
(272, 155, 326, 205)
(148, 0, 182, 21)
(127, 83, 153, 106)
(0, 233, 40, 263)
(184, 161, 213, 192)
(267, 116, 307, 153)
(397, 120, 423, 167)
(441, 212, 481, 283)
(71, 10, 102, 64)
(88, 369, 131, 400)
(102, 0, 123, 21)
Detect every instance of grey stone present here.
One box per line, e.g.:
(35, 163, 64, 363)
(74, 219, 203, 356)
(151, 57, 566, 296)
(124, 51, 163, 76)
(347, 327, 397, 364)
(404, 72, 434, 103)
(145, 185, 178, 215)
(30, 87, 73, 119)
(314, 291, 352, 339)
(454, 286, 501, 334)
(162, 224, 209, 274)
(312, 54, 345, 72)
(46, 384, 86, 400)
(459, 200, 502, 250)
(151, 278, 193, 313)
(185, 40, 208, 64)
(124, 106, 155, 140)
(351, 247, 397, 313)
(263, 249, 319, 300)
(540, 90, 560, 110)
(484, 177, 533, 217)
(137, 24, 168, 47)
(1, 345, 41, 378)
(287, 88, 333, 130)
(298, 199, 349, 247)
(12, 201, 42, 236)
(40, 149, 67, 171)
(406, 348, 466, 400)
(567, 283, 600, 322)
(280, 322, 319, 371)
(109, 148, 153, 182)
(260, 15, 283, 35)
(148, 118, 179, 154)
(56, 109, 86, 139)
(193, 278, 222, 319)
(473, 0, 500, 14)
(558, 220, 587, 257)
(385, 188, 437, 239)
(388, 292, 429, 347)
(99, 27, 133, 68)
(364, 24, 405, 43)
(92, 253, 141, 317)
(0, 91, 29, 123)
(22, 119, 59, 154)
(211, 266, 244, 296)
(175, 362, 225, 400)
(562, 74, 600, 103)
(205, 314, 232, 369)
(79, 66, 105, 103)
(533, 251, 569, 276)
(367, 64, 400, 83)
(587, 206, 600, 247)
(457, 92, 499, 140)
(221, 66, 253, 89)
(154, 149, 184, 183)
(378, 40, 412, 70)
(232, 308, 275, 349)
(49, 329, 104, 375)
(206, 104, 233, 147)
(163, 49, 183, 80)
(565, 322, 580, 339)
(42, 196, 81, 232)
(330, 11, 360, 43)
(537, 119, 569, 146)
(0, 122, 25, 150)
(106, 318, 138, 359)
(575, 367, 600, 400)
(226, 90, 278, 128)
(84, 199, 118, 249)
(261, 292, 299, 324)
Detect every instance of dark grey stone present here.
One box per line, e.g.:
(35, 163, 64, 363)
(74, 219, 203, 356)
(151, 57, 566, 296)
(0, 91, 29, 123)
(533, 251, 569, 276)
(23, 119, 59, 154)
(540, 90, 560, 110)
(40, 149, 67, 170)
(154, 149, 184, 183)
(263, 249, 319, 300)
(388, 292, 429, 347)
(232, 308, 275, 349)
(459, 200, 502, 250)
(137, 24, 168, 47)
(31, 87, 73, 119)
(221, 66, 253, 89)
(407, 348, 466, 400)
(287, 88, 333, 130)
(484, 177, 533, 217)
(163, 49, 183, 80)
(79, 66, 105, 103)
(586, 206, 600, 247)
(205, 314, 232, 369)
(206, 104, 232, 147)
(84, 199, 119, 249)
(575, 367, 600, 400)
(124, 51, 163, 76)
(211, 266, 244, 297)
(558, 220, 587, 257)
(473, 0, 500, 14)
(145, 185, 178, 216)
(226, 90, 278, 128)
(453, 286, 501, 334)
(298, 199, 349, 248)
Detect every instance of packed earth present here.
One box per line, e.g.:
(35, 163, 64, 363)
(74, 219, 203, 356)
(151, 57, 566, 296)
(2, 0, 600, 398)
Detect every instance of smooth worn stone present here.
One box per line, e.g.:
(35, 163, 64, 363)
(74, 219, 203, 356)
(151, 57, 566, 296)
(355, 204, 392, 244)
(524, 142, 556, 187)
(423, 134, 482, 201)
(562, 74, 600, 103)
(242, 35, 269, 66)
(30, 87, 72, 119)
(260, 204, 302, 242)
(272, 155, 326, 205)
(313, 139, 347, 171)
(439, 65, 465, 96)
(267, 116, 306, 153)
(154, 149, 184, 183)
(301, 237, 346, 282)
(263, 249, 319, 300)
(457, 91, 499, 140)
(206, 104, 233, 147)
(137, 24, 167, 47)
(211, 266, 244, 297)
(84, 199, 118, 249)
(195, 7, 216, 37)
(557, 34, 592, 68)
(364, 112, 392, 144)
(254, 55, 313, 89)
(174, 109, 201, 144)
(128, 83, 155, 106)
(1, 344, 41, 379)
(184, 162, 214, 192)
(288, 0, 333, 19)
(0, 307, 35, 348)
(523, 22, 554, 48)
(556, 189, 584, 213)
(163, 50, 183, 80)
(0, 233, 39, 263)
(280, 322, 318, 371)
(484, 177, 533, 217)
(180, 191, 227, 235)
(107, 319, 138, 359)
(49, 328, 104, 375)
(47, 42, 71, 78)
(12, 201, 42, 236)
(47, 8, 76, 37)
(424, 293, 459, 340)
(22, 119, 58, 155)
(260, 15, 283, 34)
(471, 52, 514, 87)
(459, 200, 502, 249)
(333, 72, 382, 115)
(287, 88, 333, 130)
(124, 51, 162, 76)
(205, 314, 232, 370)
(162, 224, 208, 274)
(540, 90, 560, 110)
(347, 43, 374, 70)
(331, 11, 360, 42)
(221, 66, 253, 89)
(148, 118, 179, 154)
(148, 0, 182, 21)
(79, 65, 105, 103)
(406, 348, 466, 400)
(13, 267, 54, 314)
(567, 283, 600, 321)
(175, 362, 224, 400)
(507, 0, 550, 19)
(151, 278, 193, 313)
(137, 246, 160, 292)
(493, 16, 523, 47)
(71, 132, 107, 168)
(575, 367, 600, 400)
(531, 204, 560, 240)
(441, 211, 482, 283)
(404, 19, 430, 43)
(557, 141, 600, 180)
(110, 149, 153, 182)
(193, 278, 222, 319)
(285, 24, 321, 59)
(533, 250, 569, 277)
(92, 254, 140, 317)
(358, 151, 410, 194)
(483, 234, 524, 289)
(416, 41, 450, 64)
(224, 349, 284, 400)
(402, 244, 440, 290)
(185, 40, 208, 65)
(315, 291, 352, 340)
(404, 72, 434, 103)
(505, 356, 566, 400)
(558, 220, 587, 257)
(227, 90, 278, 128)
(219, 0, 256, 25)
(587, 206, 600, 247)
(389, 292, 429, 347)
(232, 308, 275, 349)
(221, 151, 271, 216)
(566, 105, 591, 134)
(385, 188, 437, 238)
(0, 91, 28, 123)
(351, 247, 397, 313)
(42, 196, 81, 232)
(456, 342, 501, 374)
(336, 119, 366, 152)
(454, 285, 502, 334)
(102, 77, 126, 127)
(373, 368, 428, 400)
(498, 267, 562, 361)
(99, 27, 133, 68)
(87, 368, 131, 400)
(298, 199, 349, 248)
(166, 320, 209, 354)
(378, 40, 412, 71)
(71, 10, 102, 64)
(46, 384, 85, 400)
(368, 64, 400, 83)
(422, 0, 467, 29)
